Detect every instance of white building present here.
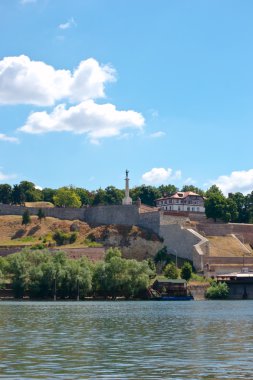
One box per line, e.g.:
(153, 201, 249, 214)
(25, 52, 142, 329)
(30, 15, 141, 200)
(155, 191, 205, 213)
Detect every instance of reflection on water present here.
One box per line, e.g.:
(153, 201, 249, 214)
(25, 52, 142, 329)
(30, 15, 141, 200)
(0, 301, 253, 379)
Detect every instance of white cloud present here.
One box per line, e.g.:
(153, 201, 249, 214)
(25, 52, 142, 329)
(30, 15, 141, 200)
(19, 100, 144, 142)
(142, 167, 182, 185)
(0, 170, 16, 182)
(58, 17, 76, 30)
(211, 169, 253, 195)
(0, 133, 19, 143)
(0, 55, 115, 106)
(69, 58, 115, 103)
(149, 131, 165, 138)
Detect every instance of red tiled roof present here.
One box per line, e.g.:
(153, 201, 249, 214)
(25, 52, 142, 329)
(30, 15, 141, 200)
(156, 191, 203, 201)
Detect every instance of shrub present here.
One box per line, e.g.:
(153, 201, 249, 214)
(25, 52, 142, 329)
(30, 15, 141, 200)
(205, 281, 229, 299)
(22, 210, 31, 227)
(164, 262, 179, 279)
(31, 243, 47, 250)
(181, 262, 192, 281)
(53, 230, 78, 246)
(83, 239, 102, 248)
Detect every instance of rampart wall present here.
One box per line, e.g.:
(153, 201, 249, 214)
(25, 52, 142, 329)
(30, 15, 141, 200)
(197, 222, 253, 244)
(83, 205, 140, 226)
(0, 204, 85, 220)
(160, 214, 189, 225)
(0, 203, 160, 232)
(139, 211, 160, 234)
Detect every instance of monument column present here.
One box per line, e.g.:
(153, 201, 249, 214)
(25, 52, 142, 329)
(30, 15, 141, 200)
(122, 170, 132, 205)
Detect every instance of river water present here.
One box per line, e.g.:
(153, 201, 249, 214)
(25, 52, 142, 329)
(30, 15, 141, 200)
(0, 300, 253, 379)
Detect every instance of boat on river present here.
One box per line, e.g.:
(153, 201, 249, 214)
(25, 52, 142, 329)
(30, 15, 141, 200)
(148, 279, 194, 301)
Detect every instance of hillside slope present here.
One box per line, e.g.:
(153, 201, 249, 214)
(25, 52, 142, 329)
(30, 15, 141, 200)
(0, 215, 163, 260)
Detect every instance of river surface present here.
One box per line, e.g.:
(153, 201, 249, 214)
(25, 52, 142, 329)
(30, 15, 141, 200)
(0, 301, 253, 379)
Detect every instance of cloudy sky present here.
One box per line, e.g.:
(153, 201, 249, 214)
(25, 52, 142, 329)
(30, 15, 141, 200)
(0, 0, 253, 195)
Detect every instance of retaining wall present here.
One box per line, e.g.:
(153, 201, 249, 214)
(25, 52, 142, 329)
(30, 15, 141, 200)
(197, 222, 253, 244)
(159, 224, 201, 262)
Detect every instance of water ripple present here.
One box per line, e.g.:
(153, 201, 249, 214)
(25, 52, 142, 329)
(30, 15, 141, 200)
(1, 301, 253, 379)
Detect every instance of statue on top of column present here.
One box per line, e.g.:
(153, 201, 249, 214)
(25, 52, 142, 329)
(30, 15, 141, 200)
(122, 170, 132, 205)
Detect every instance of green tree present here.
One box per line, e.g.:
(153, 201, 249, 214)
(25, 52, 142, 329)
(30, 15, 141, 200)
(37, 208, 46, 223)
(104, 186, 124, 205)
(7, 250, 33, 297)
(12, 184, 25, 205)
(158, 184, 178, 197)
(228, 192, 247, 223)
(164, 262, 179, 279)
(42, 188, 57, 203)
(0, 184, 12, 204)
(53, 187, 81, 208)
(181, 185, 205, 197)
(154, 247, 171, 272)
(74, 187, 94, 206)
(205, 190, 226, 222)
(224, 197, 239, 222)
(130, 185, 160, 206)
(205, 184, 224, 198)
(181, 262, 192, 281)
(22, 210, 31, 227)
(92, 188, 107, 205)
(19, 181, 42, 202)
(93, 248, 154, 299)
(0, 256, 8, 289)
(105, 247, 122, 262)
(244, 191, 253, 223)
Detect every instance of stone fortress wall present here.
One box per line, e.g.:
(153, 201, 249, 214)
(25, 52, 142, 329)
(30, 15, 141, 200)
(3, 203, 253, 273)
(0, 204, 210, 270)
(0, 203, 160, 233)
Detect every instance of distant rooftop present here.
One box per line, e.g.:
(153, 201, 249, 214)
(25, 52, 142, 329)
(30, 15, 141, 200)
(156, 191, 203, 201)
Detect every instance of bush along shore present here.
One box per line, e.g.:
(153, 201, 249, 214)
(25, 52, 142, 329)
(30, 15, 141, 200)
(0, 247, 154, 300)
(0, 246, 227, 301)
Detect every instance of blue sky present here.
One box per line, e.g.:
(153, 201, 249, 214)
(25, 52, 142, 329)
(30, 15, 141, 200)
(0, 0, 253, 195)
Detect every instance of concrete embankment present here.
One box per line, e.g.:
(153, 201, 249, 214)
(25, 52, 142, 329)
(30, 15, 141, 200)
(188, 283, 209, 300)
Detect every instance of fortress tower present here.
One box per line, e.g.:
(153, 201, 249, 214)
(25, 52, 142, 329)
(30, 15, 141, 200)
(122, 170, 133, 205)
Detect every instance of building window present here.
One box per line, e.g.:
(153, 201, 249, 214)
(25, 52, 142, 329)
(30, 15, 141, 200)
(192, 207, 195, 211)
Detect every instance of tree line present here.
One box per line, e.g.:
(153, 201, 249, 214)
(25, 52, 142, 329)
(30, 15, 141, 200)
(0, 180, 181, 207)
(0, 247, 154, 299)
(0, 181, 253, 223)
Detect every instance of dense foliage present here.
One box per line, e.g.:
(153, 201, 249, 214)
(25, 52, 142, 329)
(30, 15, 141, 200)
(0, 247, 154, 299)
(180, 262, 193, 281)
(1, 180, 253, 223)
(205, 281, 229, 299)
(163, 262, 179, 279)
